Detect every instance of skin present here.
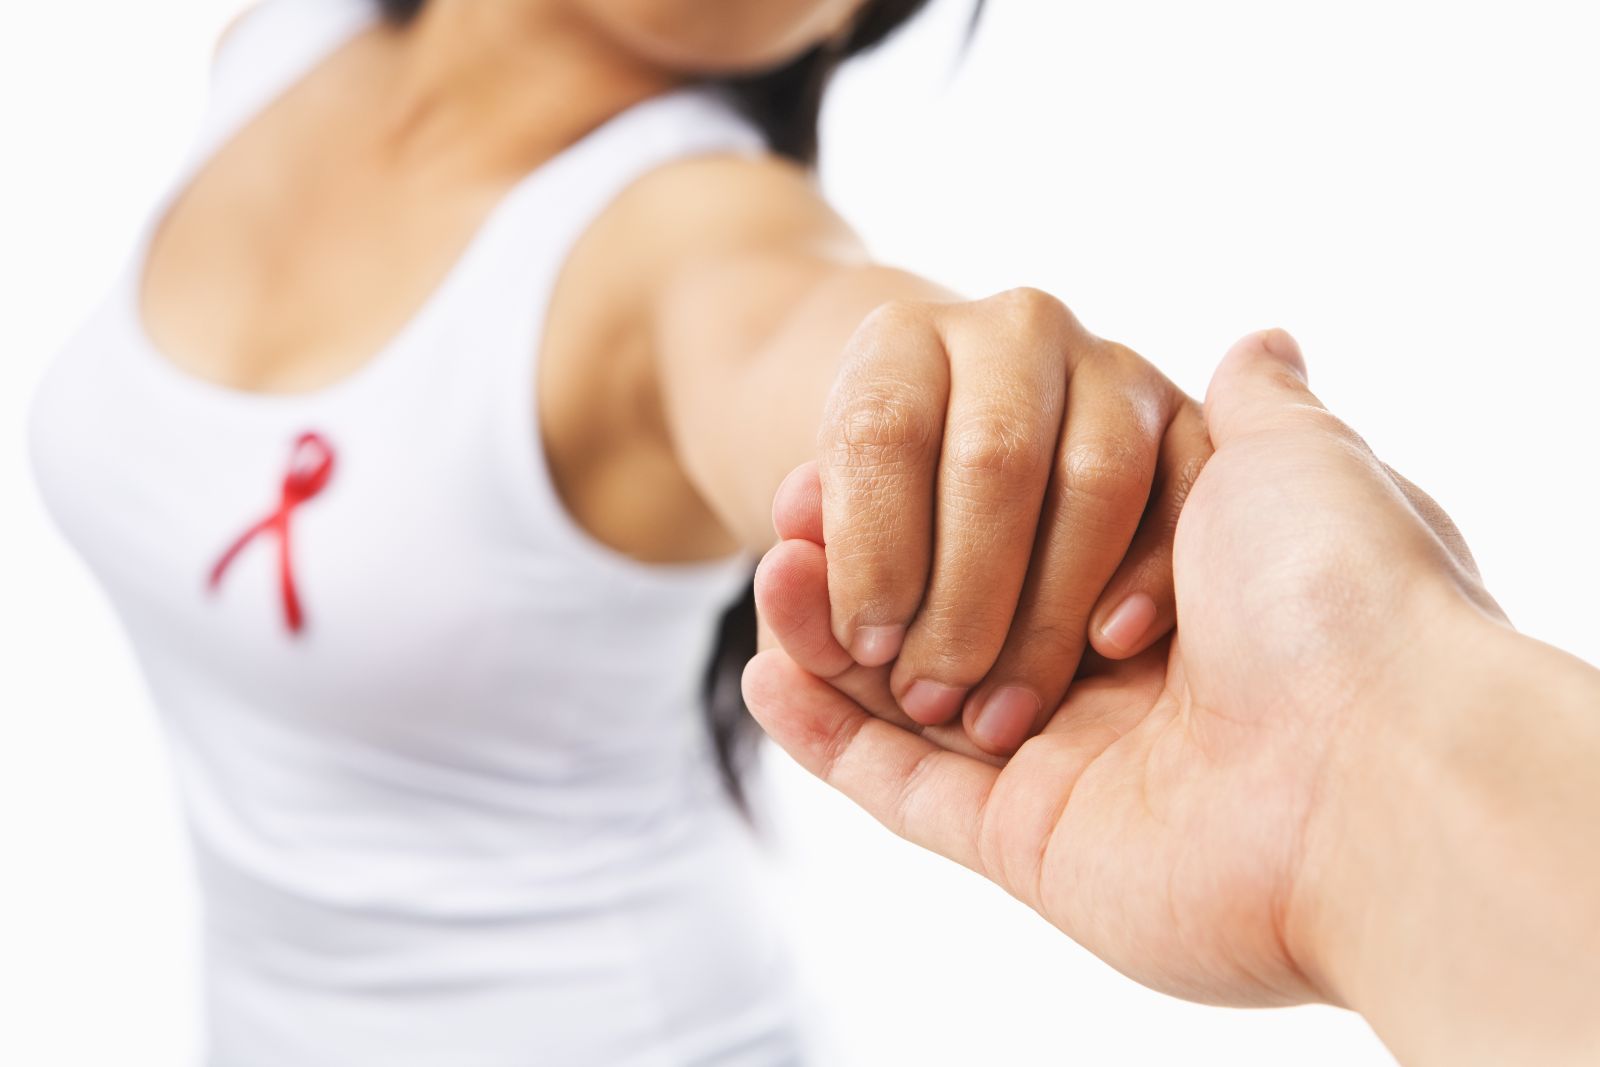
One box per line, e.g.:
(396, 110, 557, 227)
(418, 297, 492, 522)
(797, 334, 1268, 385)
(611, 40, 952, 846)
(142, 0, 1207, 757)
(746, 330, 1600, 1065)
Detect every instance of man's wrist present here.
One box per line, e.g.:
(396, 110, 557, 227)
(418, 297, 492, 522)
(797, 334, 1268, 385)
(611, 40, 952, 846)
(1292, 598, 1600, 1064)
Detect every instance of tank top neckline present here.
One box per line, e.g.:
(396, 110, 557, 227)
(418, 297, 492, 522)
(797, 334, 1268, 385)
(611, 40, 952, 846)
(122, 0, 704, 417)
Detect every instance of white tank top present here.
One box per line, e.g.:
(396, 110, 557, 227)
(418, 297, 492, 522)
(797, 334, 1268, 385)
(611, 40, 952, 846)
(27, 2, 811, 1063)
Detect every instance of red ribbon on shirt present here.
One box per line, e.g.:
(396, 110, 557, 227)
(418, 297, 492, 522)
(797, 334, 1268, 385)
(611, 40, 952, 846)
(208, 432, 336, 635)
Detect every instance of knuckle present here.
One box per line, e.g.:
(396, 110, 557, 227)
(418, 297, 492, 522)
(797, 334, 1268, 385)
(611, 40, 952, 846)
(815, 707, 867, 783)
(1164, 452, 1210, 520)
(1081, 340, 1166, 399)
(1294, 405, 1368, 452)
(991, 286, 1072, 336)
(851, 298, 931, 346)
(834, 550, 917, 611)
(911, 607, 1013, 681)
(1028, 617, 1090, 659)
(1007, 618, 1089, 672)
(888, 748, 942, 838)
(822, 385, 940, 468)
(1056, 436, 1151, 510)
(1092, 339, 1145, 369)
(945, 416, 1042, 482)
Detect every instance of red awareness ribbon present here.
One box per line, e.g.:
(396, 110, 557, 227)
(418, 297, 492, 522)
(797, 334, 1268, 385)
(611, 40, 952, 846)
(207, 432, 336, 635)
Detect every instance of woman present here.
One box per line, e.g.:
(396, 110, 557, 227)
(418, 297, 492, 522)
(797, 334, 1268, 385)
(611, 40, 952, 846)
(28, 0, 1208, 1062)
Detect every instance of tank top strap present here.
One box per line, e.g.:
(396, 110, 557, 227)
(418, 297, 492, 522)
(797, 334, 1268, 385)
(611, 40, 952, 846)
(463, 85, 769, 389)
(376, 85, 767, 407)
(201, 0, 376, 163)
(454, 87, 766, 590)
(487, 86, 768, 299)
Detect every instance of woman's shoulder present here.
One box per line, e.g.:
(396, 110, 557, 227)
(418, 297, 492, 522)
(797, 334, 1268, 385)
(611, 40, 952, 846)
(597, 149, 863, 291)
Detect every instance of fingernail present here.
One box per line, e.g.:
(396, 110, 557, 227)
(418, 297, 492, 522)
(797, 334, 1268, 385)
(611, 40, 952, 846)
(1098, 593, 1159, 656)
(1259, 328, 1307, 381)
(901, 679, 967, 725)
(850, 624, 906, 667)
(972, 686, 1040, 753)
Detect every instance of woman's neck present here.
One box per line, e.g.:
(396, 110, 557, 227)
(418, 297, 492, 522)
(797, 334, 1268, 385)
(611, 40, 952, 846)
(369, 0, 682, 174)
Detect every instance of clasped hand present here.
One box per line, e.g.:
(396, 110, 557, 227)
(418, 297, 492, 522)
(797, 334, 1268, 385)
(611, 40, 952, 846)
(784, 287, 1208, 758)
(746, 320, 1501, 1010)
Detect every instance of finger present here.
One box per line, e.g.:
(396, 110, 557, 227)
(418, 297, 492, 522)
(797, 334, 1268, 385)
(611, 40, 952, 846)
(817, 303, 949, 668)
(1207, 329, 1467, 562)
(755, 536, 910, 726)
(754, 535, 1008, 759)
(1206, 331, 1500, 626)
(772, 461, 823, 544)
(1087, 400, 1212, 659)
(754, 539, 854, 679)
(742, 648, 999, 875)
(1203, 328, 1325, 447)
(955, 349, 1166, 755)
(888, 290, 1072, 726)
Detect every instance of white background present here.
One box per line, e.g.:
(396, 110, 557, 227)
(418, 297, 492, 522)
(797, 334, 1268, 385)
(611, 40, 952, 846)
(3, 1, 1597, 1064)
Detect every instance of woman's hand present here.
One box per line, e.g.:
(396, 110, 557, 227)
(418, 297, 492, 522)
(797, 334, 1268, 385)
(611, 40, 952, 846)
(806, 288, 1209, 756)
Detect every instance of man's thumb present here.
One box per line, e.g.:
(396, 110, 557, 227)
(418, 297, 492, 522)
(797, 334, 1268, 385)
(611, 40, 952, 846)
(1204, 329, 1325, 448)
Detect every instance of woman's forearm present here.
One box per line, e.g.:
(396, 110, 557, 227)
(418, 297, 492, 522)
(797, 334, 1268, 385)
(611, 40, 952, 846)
(1301, 613, 1600, 1065)
(647, 157, 1207, 760)
(658, 254, 956, 550)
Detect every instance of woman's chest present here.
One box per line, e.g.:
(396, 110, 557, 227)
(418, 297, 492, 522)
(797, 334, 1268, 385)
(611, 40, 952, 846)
(28, 322, 735, 756)
(135, 118, 721, 568)
(141, 127, 510, 396)
(31, 315, 542, 668)
(38, 351, 749, 823)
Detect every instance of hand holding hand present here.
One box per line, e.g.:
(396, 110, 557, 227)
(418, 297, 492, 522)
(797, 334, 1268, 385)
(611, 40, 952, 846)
(748, 329, 1506, 1009)
(811, 289, 1209, 756)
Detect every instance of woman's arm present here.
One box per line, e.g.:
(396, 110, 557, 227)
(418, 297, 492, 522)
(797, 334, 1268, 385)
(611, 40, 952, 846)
(628, 154, 1209, 755)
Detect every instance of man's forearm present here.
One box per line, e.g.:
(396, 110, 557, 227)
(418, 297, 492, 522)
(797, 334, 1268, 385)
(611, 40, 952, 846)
(1300, 609, 1600, 1065)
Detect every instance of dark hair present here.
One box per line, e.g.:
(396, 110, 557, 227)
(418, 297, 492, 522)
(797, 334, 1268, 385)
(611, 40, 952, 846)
(375, 0, 973, 811)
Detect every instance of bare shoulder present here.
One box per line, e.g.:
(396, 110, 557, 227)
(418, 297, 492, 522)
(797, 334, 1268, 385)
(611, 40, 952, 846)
(534, 153, 868, 561)
(534, 154, 838, 562)
(563, 151, 870, 387)
(581, 153, 867, 311)
(557, 150, 872, 378)
(617, 150, 864, 244)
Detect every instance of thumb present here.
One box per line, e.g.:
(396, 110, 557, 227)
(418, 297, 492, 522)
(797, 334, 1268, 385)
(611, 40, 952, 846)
(1203, 329, 1326, 448)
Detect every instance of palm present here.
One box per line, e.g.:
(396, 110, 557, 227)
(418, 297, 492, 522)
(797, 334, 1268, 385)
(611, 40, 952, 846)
(973, 405, 1491, 1002)
(972, 446, 1340, 1007)
(968, 653, 1311, 1004)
